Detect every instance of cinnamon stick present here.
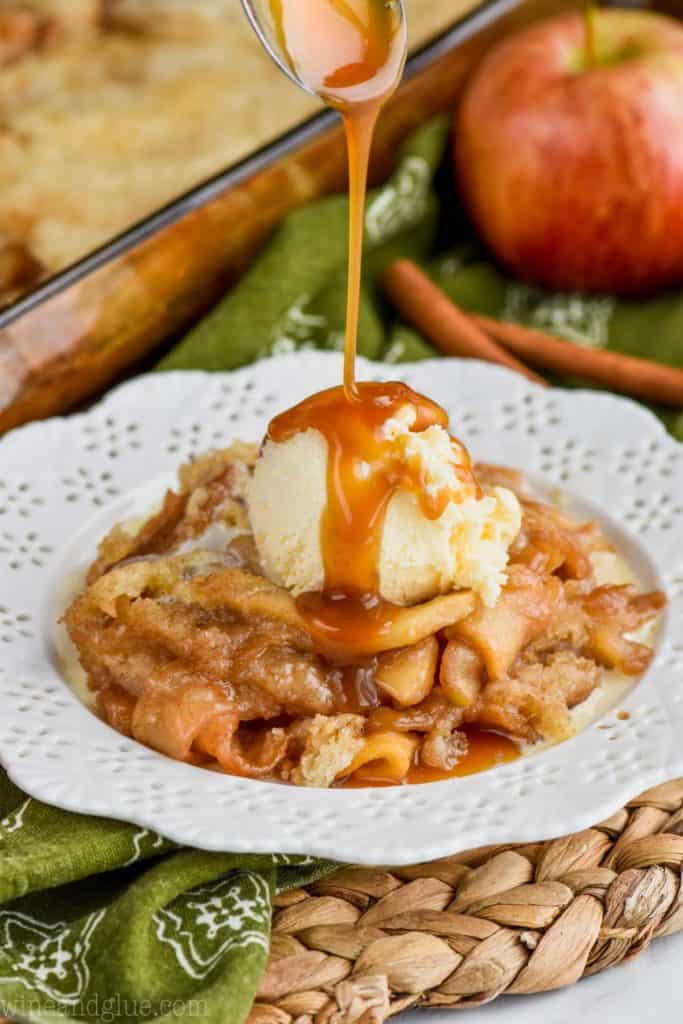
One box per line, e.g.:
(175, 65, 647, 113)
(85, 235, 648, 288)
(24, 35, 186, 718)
(383, 259, 683, 408)
(472, 314, 683, 407)
(383, 260, 547, 386)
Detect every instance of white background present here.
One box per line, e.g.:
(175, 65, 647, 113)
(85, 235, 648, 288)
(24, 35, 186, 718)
(404, 932, 681, 1022)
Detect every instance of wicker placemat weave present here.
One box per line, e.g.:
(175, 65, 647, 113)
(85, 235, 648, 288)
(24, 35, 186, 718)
(249, 779, 683, 1022)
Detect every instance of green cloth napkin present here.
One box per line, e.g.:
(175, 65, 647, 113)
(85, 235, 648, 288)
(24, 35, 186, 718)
(0, 768, 334, 1024)
(3, 114, 683, 1024)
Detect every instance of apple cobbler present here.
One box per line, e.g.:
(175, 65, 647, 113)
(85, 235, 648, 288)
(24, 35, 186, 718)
(64, 444, 664, 787)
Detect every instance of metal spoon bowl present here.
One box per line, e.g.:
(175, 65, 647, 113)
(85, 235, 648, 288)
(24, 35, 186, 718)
(239, 0, 407, 101)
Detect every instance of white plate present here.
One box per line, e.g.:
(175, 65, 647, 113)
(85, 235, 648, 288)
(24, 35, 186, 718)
(0, 353, 681, 864)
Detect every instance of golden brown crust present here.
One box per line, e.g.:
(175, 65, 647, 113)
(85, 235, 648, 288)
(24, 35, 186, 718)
(290, 715, 365, 788)
(87, 444, 255, 582)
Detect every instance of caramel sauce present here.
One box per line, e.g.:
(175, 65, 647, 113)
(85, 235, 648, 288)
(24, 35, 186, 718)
(269, 382, 472, 652)
(267, 2, 444, 651)
(269, 0, 405, 399)
(264, 1, 477, 654)
(296, 588, 411, 660)
(269, 382, 448, 593)
(342, 104, 379, 399)
(269, 0, 406, 399)
(342, 728, 520, 787)
(261, 1, 516, 788)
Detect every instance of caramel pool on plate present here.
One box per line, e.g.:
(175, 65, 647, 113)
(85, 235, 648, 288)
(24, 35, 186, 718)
(343, 727, 520, 786)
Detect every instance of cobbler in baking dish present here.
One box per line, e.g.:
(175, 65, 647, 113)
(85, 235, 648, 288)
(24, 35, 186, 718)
(63, 429, 664, 788)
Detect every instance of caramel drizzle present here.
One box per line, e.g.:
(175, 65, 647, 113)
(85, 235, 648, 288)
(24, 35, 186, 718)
(269, 0, 405, 398)
(269, 382, 448, 590)
(267, 2, 469, 650)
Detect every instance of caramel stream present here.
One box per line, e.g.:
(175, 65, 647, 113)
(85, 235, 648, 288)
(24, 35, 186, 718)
(268, 0, 417, 621)
(269, 0, 406, 398)
(267, 0, 520, 779)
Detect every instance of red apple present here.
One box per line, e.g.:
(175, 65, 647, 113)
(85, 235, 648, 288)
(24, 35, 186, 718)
(454, 10, 683, 296)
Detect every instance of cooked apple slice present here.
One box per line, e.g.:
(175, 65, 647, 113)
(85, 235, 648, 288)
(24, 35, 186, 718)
(453, 566, 562, 680)
(306, 589, 477, 659)
(375, 636, 439, 707)
(344, 732, 419, 784)
(439, 639, 484, 708)
(582, 585, 665, 675)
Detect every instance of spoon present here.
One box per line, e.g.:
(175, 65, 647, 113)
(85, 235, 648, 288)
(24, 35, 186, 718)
(239, 0, 407, 105)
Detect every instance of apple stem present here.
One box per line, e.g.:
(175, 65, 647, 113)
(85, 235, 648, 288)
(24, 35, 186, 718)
(584, 2, 598, 69)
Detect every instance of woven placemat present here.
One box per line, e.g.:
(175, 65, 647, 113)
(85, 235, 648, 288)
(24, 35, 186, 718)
(250, 779, 683, 1022)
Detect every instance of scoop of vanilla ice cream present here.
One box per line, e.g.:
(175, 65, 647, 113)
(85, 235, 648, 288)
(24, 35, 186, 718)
(247, 428, 329, 597)
(246, 411, 521, 607)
